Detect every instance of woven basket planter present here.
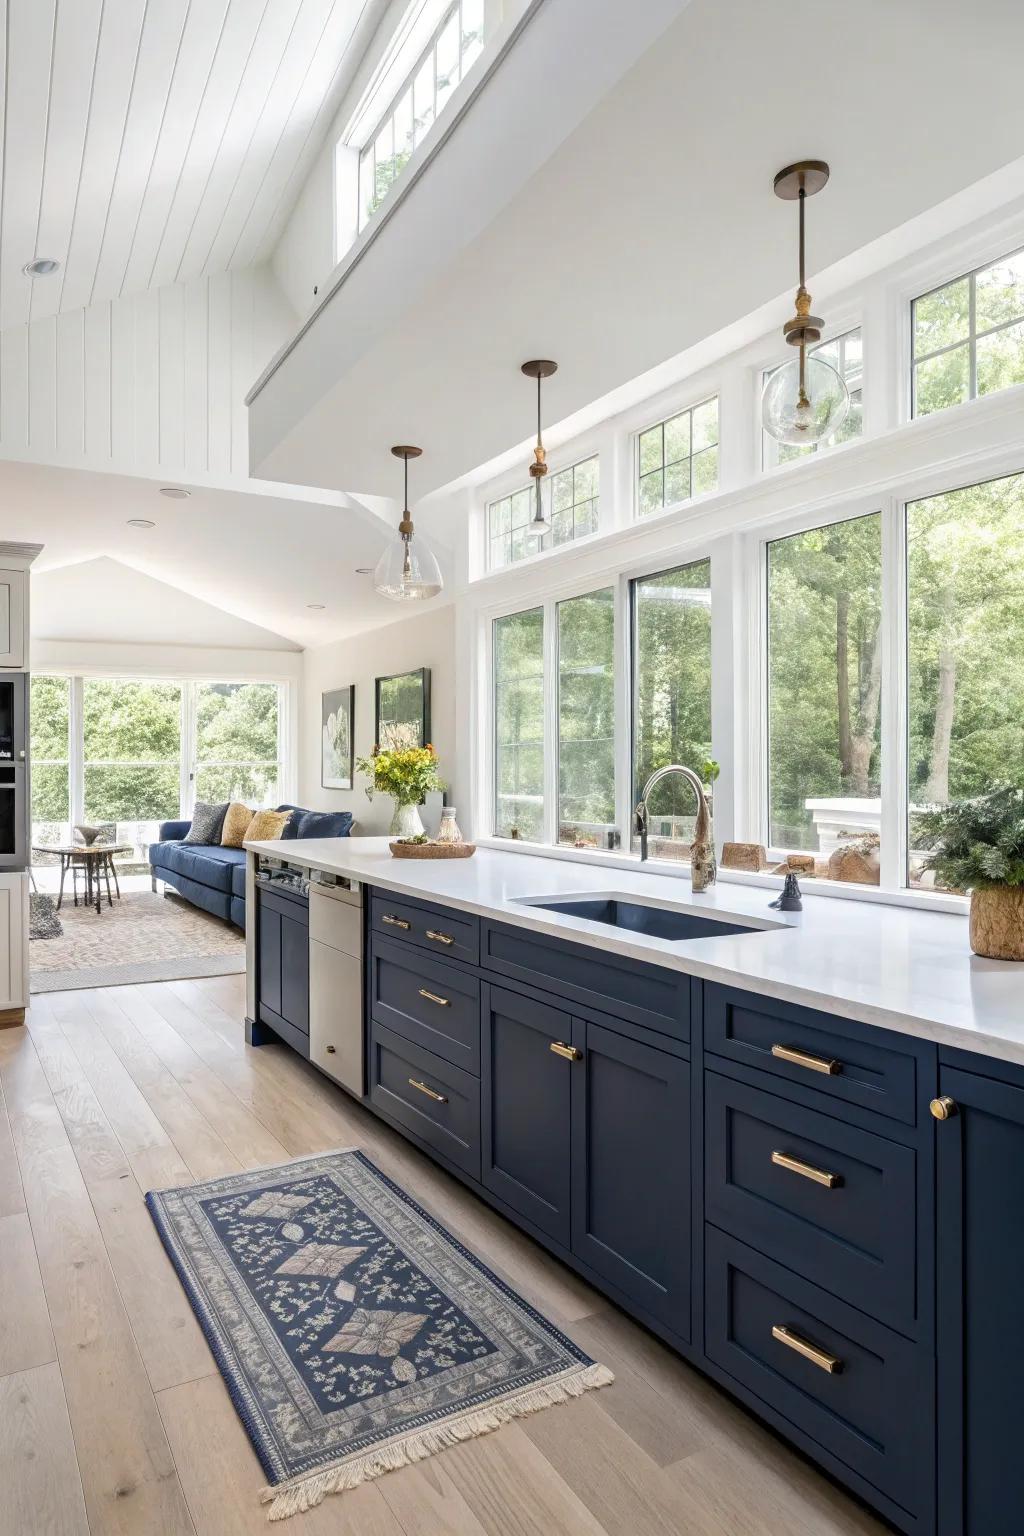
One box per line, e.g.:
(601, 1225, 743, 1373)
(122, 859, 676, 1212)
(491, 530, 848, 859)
(969, 886, 1024, 961)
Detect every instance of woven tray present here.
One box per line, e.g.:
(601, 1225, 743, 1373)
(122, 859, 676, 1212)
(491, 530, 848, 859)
(389, 840, 477, 859)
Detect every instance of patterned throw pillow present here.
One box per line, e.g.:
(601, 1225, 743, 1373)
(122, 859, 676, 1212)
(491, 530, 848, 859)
(183, 801, 229, 845)
(220, 802, 254, 848)
(244, 808, 292, 843)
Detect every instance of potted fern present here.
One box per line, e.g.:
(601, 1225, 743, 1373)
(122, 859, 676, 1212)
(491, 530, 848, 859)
(915, 786, 1024, 960)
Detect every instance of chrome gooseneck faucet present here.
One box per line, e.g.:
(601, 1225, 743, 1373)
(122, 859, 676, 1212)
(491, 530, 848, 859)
(634, 765, 717, 893)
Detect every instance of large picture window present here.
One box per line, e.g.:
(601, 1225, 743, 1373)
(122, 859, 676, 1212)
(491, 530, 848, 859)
(767, 513, 882, 878)
(913, 249, 1024, 417)
(557, 590, 615, 847)
(83, 678, 182, 827)
(631, 561, 713, 859)
(195, 682, 281, 805)
(493, 609, 544, 841)
(907, 472, 1024, 887)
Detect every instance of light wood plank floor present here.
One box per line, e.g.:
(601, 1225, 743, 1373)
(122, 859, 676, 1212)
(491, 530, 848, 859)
(0, 977, 891, 1536)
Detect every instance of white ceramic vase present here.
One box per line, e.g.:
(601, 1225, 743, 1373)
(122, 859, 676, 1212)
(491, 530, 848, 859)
(390, 801, 425, 838)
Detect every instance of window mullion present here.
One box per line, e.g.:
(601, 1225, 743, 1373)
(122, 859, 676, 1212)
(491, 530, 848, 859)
(879, 496, 907, 891)
(70, 675, 84, 829)
(544, 597, 558, 847)
(614, 574, 632, 849)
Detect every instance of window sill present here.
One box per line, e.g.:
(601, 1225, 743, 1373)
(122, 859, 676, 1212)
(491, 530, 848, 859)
(475, 836, 969, 915)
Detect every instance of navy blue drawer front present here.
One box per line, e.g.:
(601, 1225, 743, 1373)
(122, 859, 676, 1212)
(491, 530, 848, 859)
(370, 936, 481, 1075)
(704, 985, 917, 1125)
(482, 920, 689, 1040)
(369, 1022, 480, 1180)
(705, 1228, 933, 1524)
(370, 892, 479, 967)
(705, 1072, 918, 1335)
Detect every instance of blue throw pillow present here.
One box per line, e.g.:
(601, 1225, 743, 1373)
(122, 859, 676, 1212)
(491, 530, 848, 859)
(274, 805, 302, 840)
(294, 810, 353, 840)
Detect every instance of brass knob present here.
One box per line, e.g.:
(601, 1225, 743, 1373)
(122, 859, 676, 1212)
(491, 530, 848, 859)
(930, 1096, 958, 1121)
(326, 1045, 336, 1054)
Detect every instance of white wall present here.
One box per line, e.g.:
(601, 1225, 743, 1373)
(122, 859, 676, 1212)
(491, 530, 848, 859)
(299, 603, 457, 833)
(0, 264, 296, 483)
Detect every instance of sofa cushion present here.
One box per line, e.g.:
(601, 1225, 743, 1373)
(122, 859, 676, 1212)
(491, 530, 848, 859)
(220, 801, 254, 848)
(244, 808, 291, 842)
(159, 842, 246, 894)
(294, 809, 353, 840)
(231, 859, 247, 899)
(183, 801, 229, 844)
(149, 839, 182, 873)
(275, 805, 302, 840)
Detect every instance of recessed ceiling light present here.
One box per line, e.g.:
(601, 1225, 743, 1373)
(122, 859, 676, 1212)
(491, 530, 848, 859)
(22, 256, 60, 277)
(159, 486, 191, 499)
(307, 603, 325, 610)
(127, 518, 155, 529)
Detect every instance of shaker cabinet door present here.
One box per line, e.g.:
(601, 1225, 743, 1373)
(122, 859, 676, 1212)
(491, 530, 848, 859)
(481, 984, 572, 1246)
(936, 1064, 1024, 1536)
(571, 1018, 690, 1337)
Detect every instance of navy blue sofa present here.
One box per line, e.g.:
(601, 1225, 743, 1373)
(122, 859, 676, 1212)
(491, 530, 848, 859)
(149, 805, 353, 929)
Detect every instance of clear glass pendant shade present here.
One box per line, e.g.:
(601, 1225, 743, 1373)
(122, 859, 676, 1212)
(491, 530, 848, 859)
(762, 352, 850, 447)
(374, 532, 443, 601)
(527, 479, 550, 536)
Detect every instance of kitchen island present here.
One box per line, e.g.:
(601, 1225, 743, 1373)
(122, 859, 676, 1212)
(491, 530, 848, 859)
(243, 836, 1024, 1536)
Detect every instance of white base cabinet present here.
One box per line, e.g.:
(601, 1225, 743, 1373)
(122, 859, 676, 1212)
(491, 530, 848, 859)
(0, 873, 28, 1018)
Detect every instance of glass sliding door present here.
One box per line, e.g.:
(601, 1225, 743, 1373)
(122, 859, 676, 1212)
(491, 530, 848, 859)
(83, 678, 182, 861)
(30, 674, 71, 847)
(193, 682, 282, 807)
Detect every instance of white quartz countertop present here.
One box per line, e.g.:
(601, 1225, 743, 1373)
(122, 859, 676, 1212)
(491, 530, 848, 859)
(245, 836, 1024, 1067)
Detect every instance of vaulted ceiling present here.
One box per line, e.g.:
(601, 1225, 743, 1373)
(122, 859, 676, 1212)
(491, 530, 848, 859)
(0, 0, 378, 332)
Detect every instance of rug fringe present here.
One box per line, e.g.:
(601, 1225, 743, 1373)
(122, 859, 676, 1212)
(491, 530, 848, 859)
(260, 1361, 614, 1521)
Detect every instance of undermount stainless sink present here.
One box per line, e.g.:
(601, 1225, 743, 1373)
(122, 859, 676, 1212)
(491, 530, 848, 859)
(516, 894, 778, 942)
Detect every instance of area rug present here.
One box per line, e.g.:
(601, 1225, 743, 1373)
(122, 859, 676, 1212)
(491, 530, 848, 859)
(30, 889, 245, 992)
(29, 892, 63, 941)
(146, 1150, 612, 1520)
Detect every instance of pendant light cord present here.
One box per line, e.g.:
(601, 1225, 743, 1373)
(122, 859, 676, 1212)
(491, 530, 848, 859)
(798, 183, 807, 395)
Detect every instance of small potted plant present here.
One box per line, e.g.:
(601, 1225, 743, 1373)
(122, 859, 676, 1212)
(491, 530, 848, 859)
(915, 785, 1024, 960)
(356, 743, 445, 839)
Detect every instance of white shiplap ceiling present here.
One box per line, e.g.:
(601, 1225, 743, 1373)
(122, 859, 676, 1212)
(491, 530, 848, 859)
(0, 0, 376, 331)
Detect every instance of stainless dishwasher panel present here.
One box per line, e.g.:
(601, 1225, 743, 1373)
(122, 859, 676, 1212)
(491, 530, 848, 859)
(308, 881, 364, 1097)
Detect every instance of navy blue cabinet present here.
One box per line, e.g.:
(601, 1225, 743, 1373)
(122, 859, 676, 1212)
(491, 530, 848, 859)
(571, 1016, 691, 1338)
(480, 983, 572, 1245)
(257, 884, 309, 1056)
(935, 1060, 1024, 1536)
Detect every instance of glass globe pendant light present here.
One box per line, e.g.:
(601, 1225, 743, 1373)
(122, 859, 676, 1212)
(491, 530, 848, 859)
(521, 359, 557, 535)
(762, 161, 849, 448)
(373, 445, 443, 601)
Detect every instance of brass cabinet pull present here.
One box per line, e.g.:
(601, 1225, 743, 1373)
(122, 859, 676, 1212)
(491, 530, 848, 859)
(418, 987, 450, 1007)
(425, 929, 455, 946)
(408, 1077, 447, 1103)
(930, 1096, 958, 1121)
(771, 1324, 843, 1375)
(771, 1150, 842, 1189)
(549, 1041, 582, 1062)
(771, 1043, 841, 1076)
(382, 914, 411, 930)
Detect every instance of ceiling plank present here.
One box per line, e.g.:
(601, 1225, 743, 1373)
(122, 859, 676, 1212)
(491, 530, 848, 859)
(25, 0, 104, 326)
(59, 0, 148, 314)
(148, 0, 271, 292)
(0, 0, 58, 331)
(174, 0, 305, 286)
(116, 0, 232, 301)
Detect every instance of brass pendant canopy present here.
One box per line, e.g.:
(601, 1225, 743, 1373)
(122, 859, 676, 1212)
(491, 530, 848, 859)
(374, 445, 442, 602)
(522, 360, 557, 536)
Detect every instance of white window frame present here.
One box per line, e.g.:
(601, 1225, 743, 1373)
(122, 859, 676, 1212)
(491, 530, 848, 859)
(910, 241, 1024, 418)
(356, 0, 485, 233)
(634, 393, 721, 519)
(484, 450, 603, 573)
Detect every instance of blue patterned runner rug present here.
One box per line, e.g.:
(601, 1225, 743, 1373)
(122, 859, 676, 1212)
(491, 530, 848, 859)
(147, 1149, 612, 1520)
